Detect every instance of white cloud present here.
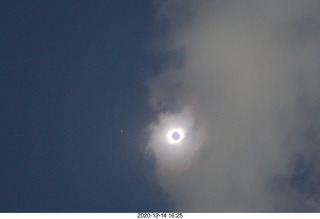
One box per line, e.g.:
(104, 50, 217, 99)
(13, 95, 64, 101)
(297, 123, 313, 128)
(147, 0, 320, 211)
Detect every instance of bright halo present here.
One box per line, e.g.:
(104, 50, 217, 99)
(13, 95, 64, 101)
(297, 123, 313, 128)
(166, 128, 184, 144)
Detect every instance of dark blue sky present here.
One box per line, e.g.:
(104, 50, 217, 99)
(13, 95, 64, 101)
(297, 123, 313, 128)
(0, 0, 169, 212)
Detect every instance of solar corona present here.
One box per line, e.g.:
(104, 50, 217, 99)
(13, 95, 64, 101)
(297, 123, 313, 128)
(166, 128, 184, 144)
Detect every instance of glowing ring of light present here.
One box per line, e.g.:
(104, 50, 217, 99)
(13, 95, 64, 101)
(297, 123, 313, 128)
(166, 128, 184, 144)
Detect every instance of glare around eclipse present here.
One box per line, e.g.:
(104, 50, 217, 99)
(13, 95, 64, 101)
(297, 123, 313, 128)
(166, 128, 184, 144)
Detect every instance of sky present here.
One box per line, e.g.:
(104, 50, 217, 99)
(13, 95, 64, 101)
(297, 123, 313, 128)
(1, 0, 320, 213)
(0, 0, 169, 212)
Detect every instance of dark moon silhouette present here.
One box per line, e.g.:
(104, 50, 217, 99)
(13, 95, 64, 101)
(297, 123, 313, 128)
(172, 132, 180, 140)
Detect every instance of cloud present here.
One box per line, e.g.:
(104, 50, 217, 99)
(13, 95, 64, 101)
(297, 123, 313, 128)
(146, 0, 320, 211)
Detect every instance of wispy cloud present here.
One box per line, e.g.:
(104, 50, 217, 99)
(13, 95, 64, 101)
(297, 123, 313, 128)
(147, 0, 320, 211)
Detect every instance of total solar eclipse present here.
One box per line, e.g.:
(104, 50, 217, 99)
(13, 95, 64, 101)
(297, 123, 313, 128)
(166, 128, 184, 144)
